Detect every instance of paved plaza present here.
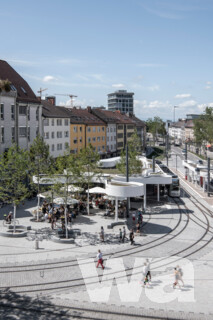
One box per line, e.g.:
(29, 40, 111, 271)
(0, 175, 213, 319)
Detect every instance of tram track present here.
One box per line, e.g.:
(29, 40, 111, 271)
(0, 189, 212, 295)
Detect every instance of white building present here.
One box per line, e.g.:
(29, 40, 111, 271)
(41, 100, 71, 158)
(0, 60, 42, 153)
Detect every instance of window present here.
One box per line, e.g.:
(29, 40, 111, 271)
(0, 104, 4, 120)
(79, 137, 82, 143)
(27, 127, 30, 141)
(73, 126, 78, 132)
(107, 137, 109, 142)
(107, 128, 109, 132)
(57, 119, 62, 126)
(19, 106, 27, 115)
(64, 131, 69, 138)
(1, 127, 4, 143)
(102, 146, 105, 150)
(27, 108, 30, 121)
(98, 146, 101, 151)
(57, 131, 62, 138)
(57, 143, 62, 150)
(36, 107, 39, 121)
(87, 127, 91, 132)
(65, 142, 69, 149)
(73, 137, 78, 144)
(11, 105, 15, 120)
(118, 133, 123, 138)
(102, 136, 105, 141)
(80, 126, 82, 132)
(110, 127, 113, 132)
(52, 144, 55, 151)
(65, 119, 69, 126)
(43, 119, 49, 126)
(51, 119, 54, 126)
(118, 125, 123, 130)
(36, 127, 39, 136)
(114, 128, 116, 132)
(93, 127, 96, 132)
(93, 137, 96, 142)
(11, 127, 15, 142)
(102, 127, 105, 131)
(88, 137, 91, 143)
(44, 132, 49, 139)
(19, 127, 27, 137)
(111, 136, 113, 141)
(98, 127, 101, 132)
(97, 137, 100, 142)
(51, 132, 55, 139)
(21, 87, 27, 94)
(10, 84, 16, 91)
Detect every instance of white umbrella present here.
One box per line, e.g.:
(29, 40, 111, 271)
(103, 195, 126, 201)
(61, 185, 84, 193)
(53, 197, 79, 205)
(86, 187, 106, 194)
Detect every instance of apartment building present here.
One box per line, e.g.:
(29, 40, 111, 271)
(128, 113, 146, 151)
(0, 60, 42, 153)
(108, 90, 134, 114)
(41, 100, 71, 157)
(66, 107, 107, 155)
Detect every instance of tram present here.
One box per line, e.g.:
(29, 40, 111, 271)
(159, 164, 180, 197)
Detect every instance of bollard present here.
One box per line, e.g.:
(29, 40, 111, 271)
(35, 239, 39, 250)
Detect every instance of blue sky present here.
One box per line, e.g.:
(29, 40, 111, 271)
(1, 0, 213, 121)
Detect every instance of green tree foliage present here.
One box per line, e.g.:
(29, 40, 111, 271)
(146, 117, 166, 145)
(0, 145, 29, 231)
(194, 107, 213, 146)
(117, 131, 142, 175)
(76, 144, 101, 215)
(0, 79, 11, 92)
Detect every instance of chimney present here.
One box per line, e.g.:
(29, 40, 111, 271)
(87, 106, 92, 113)
(45, 96, 56, 106)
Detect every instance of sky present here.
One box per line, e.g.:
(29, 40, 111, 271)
(1, 0, 213, 121)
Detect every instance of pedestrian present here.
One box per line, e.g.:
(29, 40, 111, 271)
(142, 262, 149, 286)
(173, 267, 181, 289)
(132, 211, 136, 224)
(176, 265, 184, 286)
(146, 259, 151, 282)
(100, 226, 104, 242)
(119, 228, 122, 242)
(96, 249, 105, 269)
(129, 229, 135, 245)
(122, 226, 127, 243)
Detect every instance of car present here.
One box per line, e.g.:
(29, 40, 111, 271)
(159, 142, 165, 146)
(197, 160, 203, 165)
(181, 149, 186, 154)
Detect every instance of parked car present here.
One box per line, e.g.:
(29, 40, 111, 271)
(181, 149, 187, 155)
(197, 160, 204, 165)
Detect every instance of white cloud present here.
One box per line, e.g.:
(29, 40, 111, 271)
(175, 93, 191, 99)
(112, 83, 125, 88)
(179, 100, 197, 108)
(206, 81, 212, 85)
(43, 75, 57, 82)
(205, 86, 211, 90)
(197, 102, 213, 111)
(131, 84, 160, 91)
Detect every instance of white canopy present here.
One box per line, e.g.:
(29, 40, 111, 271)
(53, 197, 79, 205)
(86, 187, 106, 194)
(61, 185, 84, 193)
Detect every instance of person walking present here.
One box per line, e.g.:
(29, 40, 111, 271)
(100, 226, 104, 242)
(122, 226, 127, 243)
(146, 259, 151, 282)
(119, 228, 122, 242)
(142, 262, 149, 286)
(176, 265, 184, 286)
(173, 267, 181, 289)
(96, 249, 105, 269)
(129, 229, 135, 245)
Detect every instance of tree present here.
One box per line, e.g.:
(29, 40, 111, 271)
(76, 144, 101, 215)
(117, 130, 142, 176)
(54, 151, 80, 238)
(146, 117, 166, 145)
(0, 79, 11, 92)
(194, 107, 213, 151)
(0, 145, 29, 232)
(29, 135, 54, 221)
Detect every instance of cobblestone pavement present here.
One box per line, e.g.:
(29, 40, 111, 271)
(0, 187, 213, 320)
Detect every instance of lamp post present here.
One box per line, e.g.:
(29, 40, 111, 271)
(173, 106, 178, 123)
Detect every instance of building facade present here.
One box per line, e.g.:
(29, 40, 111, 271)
(0, 60, 42, 154)
(108, 90, 134, 114)
(41, 100, 71, 158)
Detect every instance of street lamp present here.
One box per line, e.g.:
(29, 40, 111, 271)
(173, 106, 178, 123)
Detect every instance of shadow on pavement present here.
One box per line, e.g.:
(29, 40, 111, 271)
(0, 289, 71, 319)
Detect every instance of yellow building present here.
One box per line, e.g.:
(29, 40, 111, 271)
(69, 107, 106, 155)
